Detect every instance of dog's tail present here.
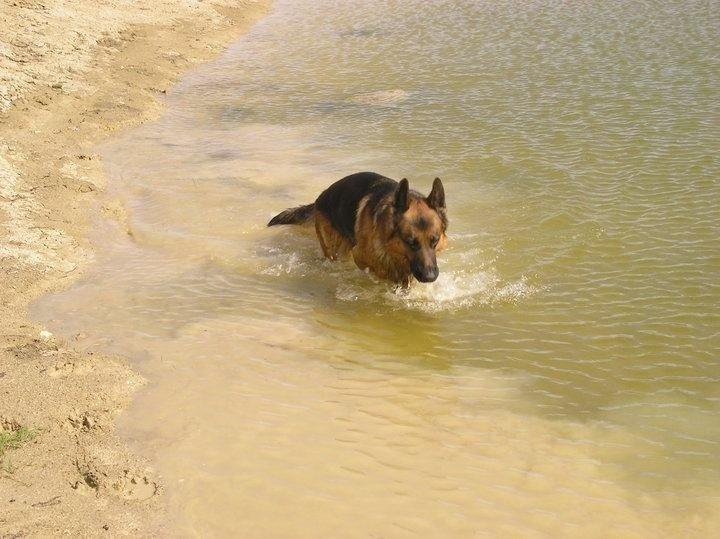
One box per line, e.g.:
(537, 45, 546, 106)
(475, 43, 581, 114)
(267, 203, 315, 227)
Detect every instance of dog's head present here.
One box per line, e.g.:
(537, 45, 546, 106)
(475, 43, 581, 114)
(389, 177, 448, 283)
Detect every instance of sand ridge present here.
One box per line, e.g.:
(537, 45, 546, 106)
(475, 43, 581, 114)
(0, 0, 270, 534)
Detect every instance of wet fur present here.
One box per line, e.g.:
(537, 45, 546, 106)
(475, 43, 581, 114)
(268, 172, 448, 285)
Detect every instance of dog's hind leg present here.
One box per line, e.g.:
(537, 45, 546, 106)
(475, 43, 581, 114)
(315, 212, 350, 260)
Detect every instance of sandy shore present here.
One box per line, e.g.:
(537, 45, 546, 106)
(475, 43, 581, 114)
(0, 0, 269, 534)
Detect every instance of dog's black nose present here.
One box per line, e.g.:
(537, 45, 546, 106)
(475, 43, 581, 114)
(415, 266, 439, 283)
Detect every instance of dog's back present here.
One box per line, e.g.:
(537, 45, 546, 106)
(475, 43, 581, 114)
(267, 171, 396, 242)
(314, 172, 396, 244)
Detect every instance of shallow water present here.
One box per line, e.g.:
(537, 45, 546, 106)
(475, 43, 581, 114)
(34, 0, 720, 535)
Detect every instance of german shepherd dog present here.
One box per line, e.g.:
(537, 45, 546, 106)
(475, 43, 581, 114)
(268, 172, 447, 286)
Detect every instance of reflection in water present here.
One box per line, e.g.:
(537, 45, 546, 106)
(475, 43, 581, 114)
(34, 0, 719, 535)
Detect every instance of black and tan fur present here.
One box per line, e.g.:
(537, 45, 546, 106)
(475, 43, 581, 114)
(268, 172, 448, 285)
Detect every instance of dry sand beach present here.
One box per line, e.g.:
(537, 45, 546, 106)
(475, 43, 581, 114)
(0, 0, 269, 534)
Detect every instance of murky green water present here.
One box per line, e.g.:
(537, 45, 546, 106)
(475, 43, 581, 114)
(35, 0, 719, 535)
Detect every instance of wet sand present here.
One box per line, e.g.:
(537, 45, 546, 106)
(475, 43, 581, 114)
(0, 0, 269, 534)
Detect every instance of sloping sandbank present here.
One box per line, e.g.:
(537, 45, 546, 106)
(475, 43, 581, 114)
(0, 0, 270, 534)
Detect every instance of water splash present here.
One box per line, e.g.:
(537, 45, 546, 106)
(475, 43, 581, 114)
(336, 267, 537, 312)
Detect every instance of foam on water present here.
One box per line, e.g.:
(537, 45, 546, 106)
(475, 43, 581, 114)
(334, 267, 537, 312)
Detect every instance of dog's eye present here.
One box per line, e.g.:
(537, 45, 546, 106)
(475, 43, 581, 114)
(405, 238, 420, 250)
(430, 236, 439, 248)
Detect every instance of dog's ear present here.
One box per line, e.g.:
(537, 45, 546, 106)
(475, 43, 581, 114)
(428, 177, 448, 230)
(427, 177, 445, 211)
(394, 178, 410, 213)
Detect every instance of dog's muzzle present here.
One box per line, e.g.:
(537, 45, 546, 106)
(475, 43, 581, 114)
(412, 263, 439, 283)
